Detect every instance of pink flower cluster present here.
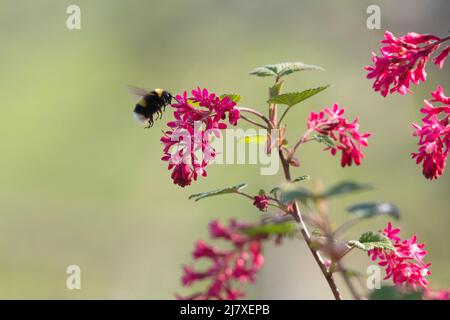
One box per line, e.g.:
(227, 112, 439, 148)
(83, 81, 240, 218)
(253, 194, 269, 212)
(179, 220, 264, 300)
(368, 223, 431, 289)
(412, 86, 450, 179)
(365, 31, 449, 96)
(307, 103, 370, 167)
(424, 288, 450, 300)
(161, 88, 240, 187)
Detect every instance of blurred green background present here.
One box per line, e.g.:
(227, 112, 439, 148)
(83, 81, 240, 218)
(0, 0, 449, 299)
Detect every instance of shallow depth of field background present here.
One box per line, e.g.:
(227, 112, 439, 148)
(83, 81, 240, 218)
(0, 0, 449, 299)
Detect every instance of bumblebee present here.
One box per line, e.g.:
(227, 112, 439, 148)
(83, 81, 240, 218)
(129, 86, 173, 127)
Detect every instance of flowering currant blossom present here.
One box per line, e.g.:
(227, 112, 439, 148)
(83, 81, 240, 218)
(365, 31, 449, 96)
(253, 194, 269, 212)
(368, 223, 431, 289)
(307, 103, 370, 167)
(178, 220, 264, 300)
(424, 288, 450, 300)
(161, 88, 240, 187)
(412, 86, 450, 180)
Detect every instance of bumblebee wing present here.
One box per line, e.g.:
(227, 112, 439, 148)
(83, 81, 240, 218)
(127, 85, 149, 97)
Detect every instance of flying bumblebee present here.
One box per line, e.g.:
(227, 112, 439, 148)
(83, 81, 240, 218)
(128, 86, 173, 128)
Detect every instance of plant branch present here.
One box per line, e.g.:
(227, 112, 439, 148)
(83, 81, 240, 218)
(236, 106, 273, 128)
(289, 127, 315, 159)
(239, 114, 267, 129)
(278, 105, 294, 125)
(278, 125, 342, 300)
(235, 190, 254, 200)
(337, 262, 361, 300)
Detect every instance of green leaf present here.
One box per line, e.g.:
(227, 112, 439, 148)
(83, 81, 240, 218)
(348, 231, 395, 252)
(269, 81, 284, 98)
(369, 286, 422, 300)
(292, 175, 310, 183)
(220, 94, 241, 103)
(322, 181, 372, 199)
(268, 86, 329, 107)
(277, 62, 325, 77)
(269, 186, 281, 195)
(347, 202, 400, 220)
(278, 180, 372, 205)
(240, 134, 267, 145)
(279, 184, 315, 205)
(243, 221, 297, 237)
(188, 183, 247, 202)
(250, 62, 324, 78)
(313, 134, 335, 148)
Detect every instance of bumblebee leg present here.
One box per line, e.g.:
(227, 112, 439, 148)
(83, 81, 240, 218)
(146, 116, 154, 128)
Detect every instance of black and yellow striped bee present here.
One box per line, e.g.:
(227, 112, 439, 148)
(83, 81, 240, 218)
(129, 86, 173, 128)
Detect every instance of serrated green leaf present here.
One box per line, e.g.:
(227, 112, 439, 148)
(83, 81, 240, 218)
(220, 94, 241, 103)
(292, 175, 310, 183)
(269, 81, 284, 98)
(369, 286, 423, 300)
(250, 62, 324, 78)
(268, 86, 329, 107)
(348, 231, 395, 252)
(321, 181, 372, 199)
(313, 134, 335, 148)
(188, 183, 247, 202)
(243, 221, 297, 237)
(250, 65, 278, 77)
(347, 202, 400, 220)
(277, 62, 325, 77)
(240, 134, 267, 145)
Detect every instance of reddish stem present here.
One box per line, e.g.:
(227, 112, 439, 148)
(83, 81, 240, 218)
(271, 90, 342, 299)
(278, 148, 342, 300)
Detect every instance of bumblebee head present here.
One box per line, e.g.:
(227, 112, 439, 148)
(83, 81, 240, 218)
(162, 91, 173, 101)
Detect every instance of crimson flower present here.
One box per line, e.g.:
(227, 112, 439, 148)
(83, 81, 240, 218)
(412, 86, 450, 179)
(365, 31, 450, 96)
(368, 222, 431, 289)
(253, 194, 269, 212)
(307, 103, 370, 167)
(178, 220, 264, 300)
(161, 88, 239, 187)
